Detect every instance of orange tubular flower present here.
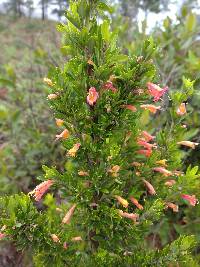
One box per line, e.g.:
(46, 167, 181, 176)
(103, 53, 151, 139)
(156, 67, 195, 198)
(47, 93, 58, 100)
(121, 104, 137, 112)
(143, 179, 156, 195)
(140, 104, 161, 114)
(55, 118, 64, 127)
(153, 167, 172, 177)
(108, 165, 120, 177)
(177, 141, 199, 149)
(55, 129, 70, 141)
(137, 149, 152, 157)
(71, 236, 83, 242)
(44, 77, 54, 86)
(78, 170, 89, 176)
(119, 210, 139, 222)
(176, 103, 186, 116)
(51, 234, 60, 243)
(130, 196, 143, 210)
(181, 194, 197, 206)
(103, 81, 117, 93)
(165, 180, 176, 187)
(87, 87, 99, 106)
(29, 180, 54, 201)
(141, 131, 155, 142)
(115, 195, 129, 208)
(147, 82, 168, 102)
(137, 138, 157, 149)
(67, 143, 81, 157)
(62, 204, 76, 224)
(166, 202, 179, 212)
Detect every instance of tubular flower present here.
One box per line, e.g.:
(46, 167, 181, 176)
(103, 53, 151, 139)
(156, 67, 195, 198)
(181, 194, 197, 206)
(143, 179, 156, 195)
(67, 143, 81, 157)
(44, 77, 54, 86)
(153, 167, 172, 177)
(115, 195, 129, 208)
(63, 242, 69, 250)
(131, 161, 143, 167)
(87, 87, 99, 106)
(71, 236, 83, 242)
(121, 104, 137, 112)
(177, 141, 199, 149)
(119, 210, 139, 222)
(137, 138, 157, 149)
(141, 131, 155, 142)
(51, 234, 60, 243)
(156, 159, 167, 167)
(103, 81, 117, 93)
(0, 233, 6, 240)
(55, 118, 64, 127)
(166, 202, 179, 212)
(62, 204, 76, 224)
(108, 165, 120, 177)
(137, 149, 152, 157)
(176, 103, 186, 116)
(147, 82, 168, 102)
(29, 180, 54, 201)
(165, 180, 176, 187)
(55, 129, 70, 141)
(78, 170, 89, 176)
(47, 93, 58, 100)
(140, 104, 161, 114)
(130, 196, 143, 210)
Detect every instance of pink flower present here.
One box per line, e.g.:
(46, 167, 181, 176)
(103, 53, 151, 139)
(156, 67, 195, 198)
(176, 103, 186, 116)
(147, 82, 168, 102)
(137, 138, 157, 149)
(143, 179, 156, 195)
(153, 167, 172, 177)
(103, 81, 117, 93)
(137, 149, 152, 157)
(62, 204, 76, 224)
(119, 210, 139, 222)
(121, 104, 137, 112)
(166, 202, 179, 212)
(63, 242, 69, 249)
(130, 196, 143, 210)
(140, 104, 161, 114)
(177, 141, 199, 149)
(87, 87, 99, 106)
(0, 232, 6, 240)
(141, 131, 155, 142)
(55, 129, 70, 141)
(29, 180, 54, 201)
(165, 180, 176, 187)
(181, 194, 197, 206)
(71, 236, 83, 242)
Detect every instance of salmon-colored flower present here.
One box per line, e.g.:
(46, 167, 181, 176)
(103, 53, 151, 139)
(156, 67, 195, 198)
(87, 87, 99, 106)
(130, 196, 143, 210)
(108, 165, 120, 177)
(153, 167, 172, 177)
(166, 202, 179, 212)
(103, 81, 117, 93)
(47, 93, 58, 100)
(78, 170, 89, 176)
(177, 141, 199, 149)
(55, 129, 70, 141)
(55, 118, 64, 127)
(87, 59, 95, 66)
(63, 242, 69, 249)
(141, 131, 155, 142)
(119, 210, 139, 222)
(71, 236, 82, 242)
(137, 149, 152, 157)
(137, 138, 157, 149)
(51, 234, 60, 243)
(67, 143, 81, 157)
(147, 82, 168, 102)
(0, 232, 6, 240)
(165, 179, 176, 187)
(156, 159, 167, 167)
(62, 204, 76, 224)
(121, 105, 137, 112)
(131, 161, 143, 167)
(115, 195, 129, 208)
(181, 194, 197, 206)
(44, 77, 54, 86)
(176, 103, 186, 116)
(143, 179, 156, 195)
(140, 104, 161, 113)
(29, 180, 54, 201)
